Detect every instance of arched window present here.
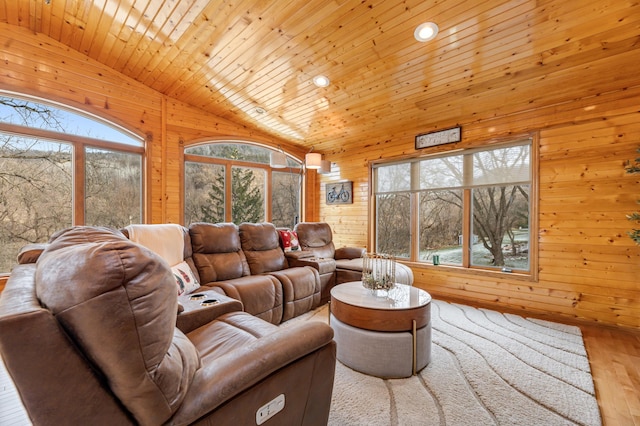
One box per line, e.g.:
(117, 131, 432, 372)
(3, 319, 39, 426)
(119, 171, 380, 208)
(184, 142, 302, 228)
(0, 94, 144, 273)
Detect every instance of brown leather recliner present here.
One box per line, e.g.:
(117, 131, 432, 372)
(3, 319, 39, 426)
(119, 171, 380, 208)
(189, 222, 284, 324)
(239, 222, 321, 322)
(294, 222, 415, 288)
(0, 226, 336, 426)
(294, 222, 367, 285)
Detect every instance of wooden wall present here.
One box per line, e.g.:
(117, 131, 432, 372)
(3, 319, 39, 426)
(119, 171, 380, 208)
(0, 22, 638, 330)
(319, 86, 640, 330)
(0, 23, 308, 289)
(0, 23, 302, 226)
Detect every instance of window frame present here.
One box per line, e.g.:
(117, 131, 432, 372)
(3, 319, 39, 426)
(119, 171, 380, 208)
(0, 122, 145, 225)
(0, 93, 145, 274)
(183, 141, 303, 227)
(370, 135, 539, 281)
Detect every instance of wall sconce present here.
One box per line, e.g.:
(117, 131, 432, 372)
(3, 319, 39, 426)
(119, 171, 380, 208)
(305, 152, 322, 169)
(270, 150, 287, 168)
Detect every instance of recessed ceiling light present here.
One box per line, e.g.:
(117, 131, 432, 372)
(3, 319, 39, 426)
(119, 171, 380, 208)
(313, 75, 330, 88)
(254, 107, 266, 114)
(414, 22, 439, 42)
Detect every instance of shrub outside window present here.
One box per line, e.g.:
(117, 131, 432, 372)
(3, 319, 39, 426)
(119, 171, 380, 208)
(373, 140, 533, 273)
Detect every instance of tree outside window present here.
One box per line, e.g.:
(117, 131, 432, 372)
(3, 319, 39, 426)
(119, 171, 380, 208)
(0, 95, 143, 274)
(272, 171, 301, 229)
(0, 137, 72, 272)
(184, 142, 302, 227)
(231, 166, 265, 224)
(374, 140, 533, 272)
(85, 147, 142, 227)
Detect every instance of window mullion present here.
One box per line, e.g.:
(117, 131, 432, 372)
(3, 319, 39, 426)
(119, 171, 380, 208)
(410, 162, 420, 262)
(74, 143, 85, 225)
(462, 154, 473, 267)
(462, 188, 471, 267)
(225, 163, 232, 222)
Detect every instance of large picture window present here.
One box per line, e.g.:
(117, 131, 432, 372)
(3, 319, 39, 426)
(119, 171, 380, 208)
(0, 94, 144, 274)
(373, 140, 534, 274)
(184, 143, 302, 227)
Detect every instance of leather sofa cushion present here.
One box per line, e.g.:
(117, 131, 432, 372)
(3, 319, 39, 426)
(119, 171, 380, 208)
(208, 275, 284, 324)
(294, 222, 336, 259)
(35, 226, 200, 426)
(190, 223, 250, 282)
(335, 257, 365, 272)
(240, 223, 288, 274)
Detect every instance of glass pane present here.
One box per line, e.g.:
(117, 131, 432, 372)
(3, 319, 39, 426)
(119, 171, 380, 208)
(375, 193, 411, 258)
(418, 190, 463, 265)
(272, 171, 300, 228)
(471, 185, 530, 270)
(186, 143, 302, 167)
(376, 163, 411, 192)
(231, 166, 265, 224)
(419, 155, 464, 189)
(0, 95, 142, 146)
(473, 144, 530, 186)
(0, 133, 72, 272)
(184, 162, 225, 226)
(85, 148, 142, 227)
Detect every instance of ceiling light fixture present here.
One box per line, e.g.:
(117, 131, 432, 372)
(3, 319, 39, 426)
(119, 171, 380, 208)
(312, 75, 330, 88)
(414, 22, 439, 42)
(305, 152, 322, 169)
(318, 159, 332, 174)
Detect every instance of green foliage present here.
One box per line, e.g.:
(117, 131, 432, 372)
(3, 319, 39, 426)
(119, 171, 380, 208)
(231, 167, 264, 224)
(199, 146, 264, 225)
(626, 148, 640, 245)
(200, 172, 225, 223)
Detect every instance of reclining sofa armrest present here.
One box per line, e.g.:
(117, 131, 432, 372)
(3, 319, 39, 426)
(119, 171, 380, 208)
(335, 246, 366, 260)
(287, 257, 336, 275)
(17, 243, 48, 264)
(284, 250, 315, 260)
(176, 291, 243, 334)
(170, 320, 335, 425)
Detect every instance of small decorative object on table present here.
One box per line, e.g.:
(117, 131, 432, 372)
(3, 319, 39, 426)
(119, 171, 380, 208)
(362, 252, 396, 294)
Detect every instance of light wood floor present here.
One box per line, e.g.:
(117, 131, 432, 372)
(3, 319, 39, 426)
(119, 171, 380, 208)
(582, 324, 640, 426)
(1, 322, 638, 425)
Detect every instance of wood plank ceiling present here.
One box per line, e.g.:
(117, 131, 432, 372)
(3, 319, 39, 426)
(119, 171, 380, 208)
(0, 0, 637, 153)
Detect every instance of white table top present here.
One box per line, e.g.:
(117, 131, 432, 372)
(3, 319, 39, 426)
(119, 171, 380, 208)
(331, 281, 431, 311)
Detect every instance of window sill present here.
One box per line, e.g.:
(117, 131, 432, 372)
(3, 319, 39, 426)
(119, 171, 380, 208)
(402, 260, 537, 282)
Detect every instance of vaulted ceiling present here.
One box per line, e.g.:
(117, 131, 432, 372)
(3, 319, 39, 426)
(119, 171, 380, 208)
(1, 0, 637, 153)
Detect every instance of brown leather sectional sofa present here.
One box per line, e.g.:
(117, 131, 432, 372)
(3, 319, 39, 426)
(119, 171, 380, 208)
(0, 225, 338, 425)
(187, 222, 323, 324)
(13, 221, 413, 325)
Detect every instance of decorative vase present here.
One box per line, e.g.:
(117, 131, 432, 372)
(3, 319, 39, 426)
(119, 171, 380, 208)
(362, 252, 396, 295)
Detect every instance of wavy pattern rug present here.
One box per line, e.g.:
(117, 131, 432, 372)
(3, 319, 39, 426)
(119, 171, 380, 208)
(290, 300, 601, 426)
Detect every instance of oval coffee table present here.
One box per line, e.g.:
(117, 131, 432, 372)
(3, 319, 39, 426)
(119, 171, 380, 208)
(330, 281, 432, 378)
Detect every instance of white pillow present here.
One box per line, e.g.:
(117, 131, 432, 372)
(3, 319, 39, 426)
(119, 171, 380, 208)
(171, 261, 200, 295)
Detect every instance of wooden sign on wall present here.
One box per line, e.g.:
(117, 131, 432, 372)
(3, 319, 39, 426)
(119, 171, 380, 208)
(415, 126, 462, 149)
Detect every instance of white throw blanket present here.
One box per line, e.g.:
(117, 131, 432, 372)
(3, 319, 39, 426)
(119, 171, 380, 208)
(125, 224, 185, 266)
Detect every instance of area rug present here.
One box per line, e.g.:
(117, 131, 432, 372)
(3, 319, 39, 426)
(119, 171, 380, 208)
(285, 300, 602, 426)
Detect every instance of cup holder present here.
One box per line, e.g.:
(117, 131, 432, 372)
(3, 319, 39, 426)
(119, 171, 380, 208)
(200, 299, 219, 307)
(189, 293, 207, 300)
